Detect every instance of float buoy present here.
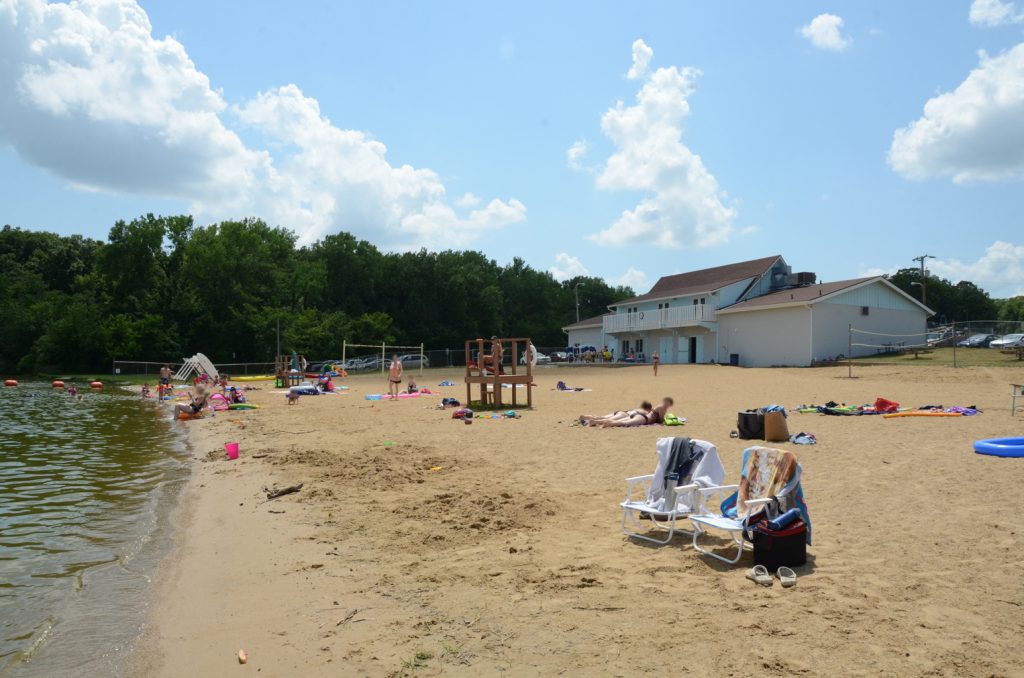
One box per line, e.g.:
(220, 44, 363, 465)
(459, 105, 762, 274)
(89, 381, 103, 389)
(4, 379, 17, 387)
(52, 380, 65, 388)
(974, 437, 1024, 458)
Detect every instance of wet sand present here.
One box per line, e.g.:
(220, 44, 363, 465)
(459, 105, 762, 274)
(129, 364, 1024, 677)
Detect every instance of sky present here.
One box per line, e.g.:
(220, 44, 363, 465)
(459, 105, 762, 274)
(1, 0, 1023, 297)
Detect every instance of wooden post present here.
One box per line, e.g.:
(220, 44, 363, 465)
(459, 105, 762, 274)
(848, 324, 853, 379)
(381, 342, 385, 376)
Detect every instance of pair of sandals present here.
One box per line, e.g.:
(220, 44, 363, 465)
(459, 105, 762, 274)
(746, 564, 796, 587)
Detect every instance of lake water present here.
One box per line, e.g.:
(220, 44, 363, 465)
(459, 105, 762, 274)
(0, 383, 190, 677)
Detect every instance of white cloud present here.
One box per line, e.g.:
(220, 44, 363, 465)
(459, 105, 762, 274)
(615, 267, 648, 291)
(0, 0, 525, 247)
(584, 41, 737, 249)
(455, 192, 481, 208)
(548, 253, 589, 281)
(566, 139, 589, 171)
(969, 0, 1024, 26)
(888, 44, 1024, 183)
(800, 14, 852, 52)
(626, 39, 653, 80)
(929, 241, 1024, 297)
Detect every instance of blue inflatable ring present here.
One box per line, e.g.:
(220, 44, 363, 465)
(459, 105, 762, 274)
(974, 437, 1024, 458)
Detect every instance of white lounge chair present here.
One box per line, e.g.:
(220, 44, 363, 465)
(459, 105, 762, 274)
(620, 438, 725, 545)
(688, 446, 809, 564)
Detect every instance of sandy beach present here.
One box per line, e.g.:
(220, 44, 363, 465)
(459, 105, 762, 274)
(129, 364, 1024, 677)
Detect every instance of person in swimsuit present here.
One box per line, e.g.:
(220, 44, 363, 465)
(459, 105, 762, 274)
(388, 355, 403, 399)
(159, 364, 171, 387)
(647, 397, 674, 425)
(174, 384, 208, 419)
(652, 351, 660, 376)
(579, 401, 654, 427)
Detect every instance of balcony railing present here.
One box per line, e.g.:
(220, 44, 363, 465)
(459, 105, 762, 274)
(603, 305, 717, 333)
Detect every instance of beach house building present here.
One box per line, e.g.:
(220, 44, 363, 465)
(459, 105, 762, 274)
(562, 255, 933, 367)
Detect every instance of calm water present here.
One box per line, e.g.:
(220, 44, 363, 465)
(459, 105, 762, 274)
(0, 383, 189, 677)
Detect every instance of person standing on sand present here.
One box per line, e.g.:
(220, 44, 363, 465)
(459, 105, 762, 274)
(388, 355, 403, 399)
(159, 364, 171, 387)
(652, 351, 660, 376)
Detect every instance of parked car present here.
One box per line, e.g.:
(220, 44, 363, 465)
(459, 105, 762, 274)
(398, 353, 430, 369)
(520, 350, 551, 365)
(359, 356, 384, 371)
(549, 351, 569, 362)
(990, 333, 1024, 349)
(957, 333, 996, 348)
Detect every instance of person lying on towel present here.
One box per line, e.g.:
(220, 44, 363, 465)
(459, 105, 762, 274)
(579, 401, 654, 428)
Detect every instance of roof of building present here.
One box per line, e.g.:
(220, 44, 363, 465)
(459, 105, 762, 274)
(717, 276, 934, 315)
(562, 313, 611, 331)
(611, 255, 782, 306)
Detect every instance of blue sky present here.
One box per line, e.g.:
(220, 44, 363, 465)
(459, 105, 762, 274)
(1, 1, 1023, 295)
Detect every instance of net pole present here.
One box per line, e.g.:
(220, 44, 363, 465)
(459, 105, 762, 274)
(342, 341, 346, 370)
(952, 320, 957, 368)
(848, 324, 853, 379)
(420, 343, 424, 376)
(381, 342, 385, 376)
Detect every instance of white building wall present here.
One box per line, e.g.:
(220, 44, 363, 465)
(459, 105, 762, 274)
(811, 300, 928, 360)
(565, 326, 606, 350)
(718, 306, 812, 367)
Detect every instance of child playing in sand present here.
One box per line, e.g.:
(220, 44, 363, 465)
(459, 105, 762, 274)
(406, 375, 418, 394)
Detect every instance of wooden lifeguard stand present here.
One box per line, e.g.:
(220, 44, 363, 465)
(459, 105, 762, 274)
(465, 337, 534, 408)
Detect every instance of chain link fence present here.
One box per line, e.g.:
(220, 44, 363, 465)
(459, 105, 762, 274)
(851, 320, 1024, 368)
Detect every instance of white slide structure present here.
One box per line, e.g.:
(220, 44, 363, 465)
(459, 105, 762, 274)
(173, 353, 219, 382)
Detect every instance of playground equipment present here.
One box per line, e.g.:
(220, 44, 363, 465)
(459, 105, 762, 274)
(464, 337, 534, 408)
(174, 353, 219, 382)
(275, 353, 306, 388)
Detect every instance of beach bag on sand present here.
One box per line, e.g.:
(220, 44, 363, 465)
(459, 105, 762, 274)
(748, 517, 807, 570)
(743, 498, 807, 569)
(737, 411, 765, 440)
(764, 410, 790, 442)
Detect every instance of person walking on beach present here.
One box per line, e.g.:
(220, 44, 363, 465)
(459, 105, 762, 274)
(388, 355, 403, 400)
(652, 351, 660, 376)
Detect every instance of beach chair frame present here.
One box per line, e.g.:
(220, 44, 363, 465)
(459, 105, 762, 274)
(620, 475, 701, 544)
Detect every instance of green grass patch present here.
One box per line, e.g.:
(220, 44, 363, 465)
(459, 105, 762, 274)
(851, 347, 1024, 367)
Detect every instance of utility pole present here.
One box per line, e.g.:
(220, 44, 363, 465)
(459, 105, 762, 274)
(574, 282, 584, 323)
(911, 254, 935, 304)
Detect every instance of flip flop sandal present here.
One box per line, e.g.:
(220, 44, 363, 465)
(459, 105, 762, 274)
(745, 564, 772, 586)
(777, 566, 797, 587)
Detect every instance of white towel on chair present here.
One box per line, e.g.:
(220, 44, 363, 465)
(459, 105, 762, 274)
(647, 438, 726, 511)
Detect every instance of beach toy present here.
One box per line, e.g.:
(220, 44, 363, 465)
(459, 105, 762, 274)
(90, 381, 103, 389)
(4, 379, 18, 387)
(882, 411, 963, 419)
(51, 380, 65, 388)
(238, 649, 248, 664)
(225, 442, 239, 460)
(228, 403, 259, 410)
(974, 437, 1024, 458)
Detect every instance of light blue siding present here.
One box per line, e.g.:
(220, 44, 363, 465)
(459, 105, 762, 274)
(825, 282, 922, 312)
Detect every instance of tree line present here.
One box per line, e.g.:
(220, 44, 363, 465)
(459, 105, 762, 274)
(0, 216, 633, 373)
(885, 268, 1018, 325)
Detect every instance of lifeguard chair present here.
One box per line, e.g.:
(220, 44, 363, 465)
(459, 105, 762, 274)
(464, 337, 534, 408)
(275, 354, 304, 388)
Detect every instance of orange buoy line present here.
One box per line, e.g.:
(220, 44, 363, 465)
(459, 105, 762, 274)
(52, 380, 65, 388)
(89, 381, 103, 389)
(3, 379, 17, 387)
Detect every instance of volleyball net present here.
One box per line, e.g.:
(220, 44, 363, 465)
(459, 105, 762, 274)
(341, 341, 426, 375)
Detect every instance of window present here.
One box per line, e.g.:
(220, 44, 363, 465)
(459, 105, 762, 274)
(693, 299, 698, 305)
(636, 339, 644, 353)
(700, 298, 706, 305)
(861, 306, 869, 316)
(621, 340, 630, 354)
